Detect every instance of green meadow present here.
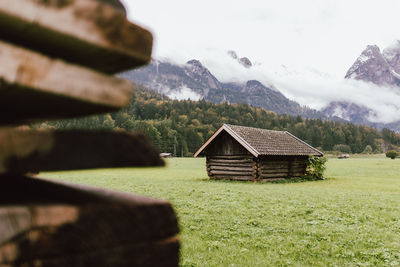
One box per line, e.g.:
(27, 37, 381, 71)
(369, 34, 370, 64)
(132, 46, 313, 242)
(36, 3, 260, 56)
(42, 156, 400, 266)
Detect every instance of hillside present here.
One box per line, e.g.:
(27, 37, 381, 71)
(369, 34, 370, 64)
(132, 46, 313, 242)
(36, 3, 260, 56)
(38, 87, 400, 156)
(120, 59, 325, 119)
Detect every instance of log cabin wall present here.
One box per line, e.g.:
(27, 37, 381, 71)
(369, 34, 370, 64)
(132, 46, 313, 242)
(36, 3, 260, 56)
(204, 131, 256, 181)
(257, 155, 308, 180)
(206, 155, 256, 181)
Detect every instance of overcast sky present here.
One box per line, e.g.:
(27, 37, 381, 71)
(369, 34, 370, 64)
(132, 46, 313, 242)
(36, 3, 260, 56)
(121, 0, 400, 123)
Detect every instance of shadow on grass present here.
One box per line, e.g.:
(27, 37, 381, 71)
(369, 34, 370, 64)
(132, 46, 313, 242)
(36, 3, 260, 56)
(197, 176, 329, 184)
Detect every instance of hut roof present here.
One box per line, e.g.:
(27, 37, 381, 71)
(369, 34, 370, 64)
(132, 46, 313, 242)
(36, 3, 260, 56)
(194, 124, 323, 157)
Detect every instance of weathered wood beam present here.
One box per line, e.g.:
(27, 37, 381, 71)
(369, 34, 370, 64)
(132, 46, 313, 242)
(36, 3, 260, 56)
(0, 41, 133, 125)
(0, 0, 152, 73)
(289, 167, 306, 172)
(0, 128, 163, 174)
(260, 161, 289, 166)
(209, 170, 253, 176)
(207, 163, 255, 168)
(209, 166, 254, 171)
(260, 169, 290, 173)
(209, 155, 253, 159)
(208, 159, 254, 164)
(259, 178, 287, 182)
(261, 169, 290, 174)
(0, 175, 179, 266)
(211, 175, 254, 181)
(260, 171, 304, 177)
(260, 174, 287, 178)
(0, 237, 179, 267)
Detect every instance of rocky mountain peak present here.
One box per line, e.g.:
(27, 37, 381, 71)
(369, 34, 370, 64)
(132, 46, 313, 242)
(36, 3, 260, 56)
(239, 57, 252, 68)
(321, 43, 400, 131)
(383, 40, 400, 73)
(186, 59, 203, 68)
(246, 80, 262, 87)
(364, 44, 381, 55)
(321, 101, 373, 123)
(227, 50, 253, 68)
(344, 44, 395, 85)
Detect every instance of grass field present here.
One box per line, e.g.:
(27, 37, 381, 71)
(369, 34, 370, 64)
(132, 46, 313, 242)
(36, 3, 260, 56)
(42, 156, 400, 266)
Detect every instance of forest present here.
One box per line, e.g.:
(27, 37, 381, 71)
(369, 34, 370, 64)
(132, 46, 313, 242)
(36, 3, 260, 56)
(36, 86, 400, 156)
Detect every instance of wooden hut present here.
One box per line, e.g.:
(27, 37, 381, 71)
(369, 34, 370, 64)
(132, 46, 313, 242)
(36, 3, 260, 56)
(194, 124, 323, 181)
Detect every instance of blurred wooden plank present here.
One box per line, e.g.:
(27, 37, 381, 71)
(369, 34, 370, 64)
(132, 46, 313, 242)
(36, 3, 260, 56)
(0, 237, 179, 267)
(0, 176, 179, 266)
(0, 0, 152, 73)
(1, 237, 179, 267)
(0, 128, 164, 174)
(0, 41, 133, 125)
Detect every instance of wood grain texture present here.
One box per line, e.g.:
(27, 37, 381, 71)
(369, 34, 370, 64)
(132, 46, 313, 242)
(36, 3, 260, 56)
(0, 41, 134, 125)
(0, 176, 179, 266)
(0, 0, 152, 73)
(211, 175, 254, 181)
(209, 165, 254, 171)
(0, 128, 164, 174)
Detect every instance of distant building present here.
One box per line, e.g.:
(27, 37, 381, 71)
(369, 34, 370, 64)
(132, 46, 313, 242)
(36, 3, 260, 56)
(160, 153, 173, 158)
(194, 124, 323, 181)
(338, 154, 350, 159)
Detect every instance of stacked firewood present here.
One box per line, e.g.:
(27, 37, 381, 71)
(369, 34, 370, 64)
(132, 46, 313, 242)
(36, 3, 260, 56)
(0, 0, 179, 266)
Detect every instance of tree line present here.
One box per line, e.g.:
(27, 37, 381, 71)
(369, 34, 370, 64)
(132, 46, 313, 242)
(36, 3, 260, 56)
(36, 86, 400, 156)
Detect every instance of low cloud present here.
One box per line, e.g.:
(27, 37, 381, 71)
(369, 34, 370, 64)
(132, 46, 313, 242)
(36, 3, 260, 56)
(168, 86, 202, 101)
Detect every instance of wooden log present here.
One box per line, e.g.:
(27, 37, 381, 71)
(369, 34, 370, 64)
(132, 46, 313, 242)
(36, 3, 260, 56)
(0, 41, 133, 125)
(211, 175, 254, 181)
(260, 173, 287, 178)
(254, 160, 261, 180)
(261, 165, 289, 170)
(0, 128, 163, 174)
(260, 170, 288, 175)
(290, 166, 305, 170)
(260, 160, 288, 164)
(261, 172, 304, 178)
(261, 170, 304, 175)
(0, 175, 179, 266)
(260, 174, 288, 178)
(208, 159, 254, 164)
(290, 162, 306, 166)
(261, 169, 289, 173)
(209, 170, 253, 176)
(0, 237, 179, 267)
(208, 156, 253, 160)
(207, 162, 254, 168)
(208, 155, 253, 159)
(288, 174, 304, 177)
(261, 161, 288, 165)
(0, 0, 152, 73)
(209, 165, 254, 172)
(259, 177, 287, 182)
(289, 168, 306, 173)
(209, 171, 256, 177)
(260, 163, 288, 168)
(261, 170, 289, 174)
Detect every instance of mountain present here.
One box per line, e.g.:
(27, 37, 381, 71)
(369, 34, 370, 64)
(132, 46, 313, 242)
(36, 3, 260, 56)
(322, 42, 400, 131)
(227, 50, 253, 68)
(345, 44, 400, 86)
(121, 58, 325, 119)
(321, 101, 373, 125)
